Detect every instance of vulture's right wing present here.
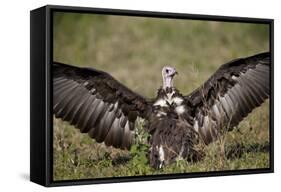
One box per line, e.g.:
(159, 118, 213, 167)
(53, 62, 151, 149)
(185, 52, 270, 144)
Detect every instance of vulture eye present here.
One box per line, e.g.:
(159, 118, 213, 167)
(166, 69, 169, 73)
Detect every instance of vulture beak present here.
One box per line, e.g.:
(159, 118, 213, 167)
(173, 71, 178, 76)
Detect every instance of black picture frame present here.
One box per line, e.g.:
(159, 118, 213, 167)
(30, 5, 274, 187)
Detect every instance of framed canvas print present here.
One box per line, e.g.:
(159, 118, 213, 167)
(30, 5, 274, 187)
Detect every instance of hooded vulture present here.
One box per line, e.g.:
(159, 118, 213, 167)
(53, 52, 270, 168)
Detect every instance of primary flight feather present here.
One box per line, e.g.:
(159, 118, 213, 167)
(53, 52, 270, 168)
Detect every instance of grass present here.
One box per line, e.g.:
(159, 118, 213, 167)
(53, 12, 270, 180)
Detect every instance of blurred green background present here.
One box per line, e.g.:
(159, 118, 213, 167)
(53, 13, 269, 97)
(53, 12, 270, 180)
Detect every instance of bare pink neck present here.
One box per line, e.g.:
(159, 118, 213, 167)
(163, 76, 173, 90)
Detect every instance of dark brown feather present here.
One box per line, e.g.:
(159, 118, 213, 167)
(185, 52, 270, 144)
(53, 62, 150, 149)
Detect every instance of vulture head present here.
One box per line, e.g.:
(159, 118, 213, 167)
(162, 66, 178, 89)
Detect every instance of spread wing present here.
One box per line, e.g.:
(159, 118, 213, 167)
(185, 52, 270, 144)
(53, 62, 150, 149)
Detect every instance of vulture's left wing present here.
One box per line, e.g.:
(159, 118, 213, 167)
(185, 52, 270, 144)
(53, 62, 150, 149)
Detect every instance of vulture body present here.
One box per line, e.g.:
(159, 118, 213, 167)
(53, 52, 270, 168)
